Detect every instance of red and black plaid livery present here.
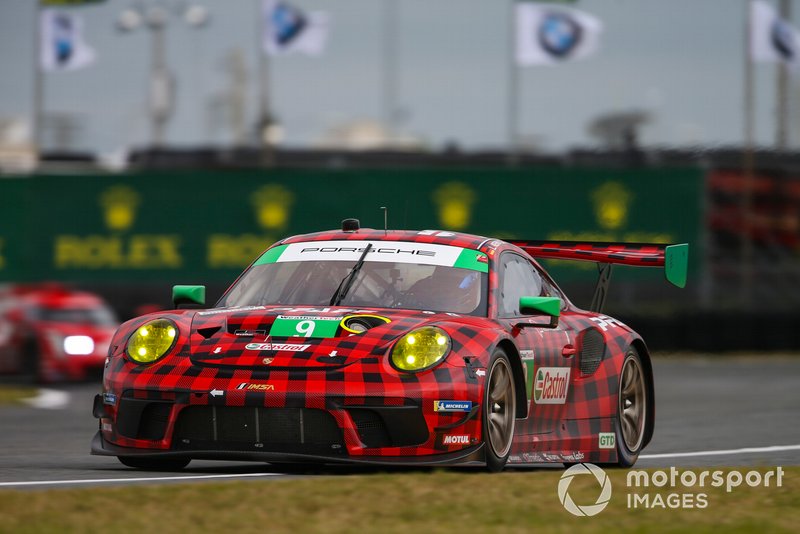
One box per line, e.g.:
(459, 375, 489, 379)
(508, 240, 671, 267)
(92, 228, 666, 467)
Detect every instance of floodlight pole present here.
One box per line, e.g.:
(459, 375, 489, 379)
(507, 0, 520, 166)
(742, 0, 755, 307)
(382, 0, 398, 136)
(149, 13, 168, 148)
(33, 4, 44, 159)
(776, 0, 790, 149)
(256, 0, 275, 166)
(117, 2, 209, 150)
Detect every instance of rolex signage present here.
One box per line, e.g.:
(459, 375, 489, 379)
(0, 168, 701, 283)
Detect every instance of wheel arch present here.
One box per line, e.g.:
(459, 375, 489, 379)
(495, 338, 529, 419)
(629, 337, 655, 449)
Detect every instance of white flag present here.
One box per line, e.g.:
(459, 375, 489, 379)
(262, 0, 330, 56)
(750, 0, 800, 69)
(516, 3, 602, 66)
(40, 9, 96, 72)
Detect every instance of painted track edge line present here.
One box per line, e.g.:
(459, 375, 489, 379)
(0, 472, 284, 488)
(640, 444, 800, 459)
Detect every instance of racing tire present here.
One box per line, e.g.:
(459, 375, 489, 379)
(483, 347, 516, 472)
(117, 456, 191, 471)
(613, 346, 649, 468)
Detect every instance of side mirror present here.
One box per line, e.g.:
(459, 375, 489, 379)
(515, 296, 561, 329)
(172, 285, 206, 309)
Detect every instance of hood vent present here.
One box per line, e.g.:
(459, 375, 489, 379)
(340, 314, 391, 334)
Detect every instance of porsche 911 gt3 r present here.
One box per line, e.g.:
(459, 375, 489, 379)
(91, 221, 687, 471)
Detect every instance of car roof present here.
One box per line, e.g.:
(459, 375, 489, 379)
(280, 228, 499, 252)
(21, 289, 105, 309)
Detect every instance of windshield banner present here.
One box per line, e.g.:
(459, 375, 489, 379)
(256, 241, 489, 272)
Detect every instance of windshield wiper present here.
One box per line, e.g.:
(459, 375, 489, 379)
(329, 243, 373, 306)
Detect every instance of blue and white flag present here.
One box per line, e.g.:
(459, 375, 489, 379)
(516, 3, 602, 66)
(40, 9, 96, 71)
(262, 0, 330, 56)
(751, 0, 800, 70)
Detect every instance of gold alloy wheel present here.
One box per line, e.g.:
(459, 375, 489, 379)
(619, 354, 646, 452)
(486, 357, 516, 458)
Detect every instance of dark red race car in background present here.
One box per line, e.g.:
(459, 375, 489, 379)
(0, 284, 119, 382)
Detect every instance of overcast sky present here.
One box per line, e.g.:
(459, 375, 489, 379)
(0, 0, 795, 155)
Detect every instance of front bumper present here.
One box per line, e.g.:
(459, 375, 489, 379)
(91, 431, 486, 466)
(92, 378, 484, 462)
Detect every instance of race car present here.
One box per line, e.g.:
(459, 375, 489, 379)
(91, 221, 687, 471)
(0, 284, 119, 382)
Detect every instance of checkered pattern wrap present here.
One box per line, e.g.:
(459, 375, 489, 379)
(96, 229, 659, 466)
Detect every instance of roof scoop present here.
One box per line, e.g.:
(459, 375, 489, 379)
(342, 218, 360, 232)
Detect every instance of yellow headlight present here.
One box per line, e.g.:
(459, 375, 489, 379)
(390, 326, 451, 372)
(126, 319, 178, 364)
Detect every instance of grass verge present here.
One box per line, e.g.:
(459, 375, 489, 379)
(0, 385, 36, 406)
(0, 466, 797, 533)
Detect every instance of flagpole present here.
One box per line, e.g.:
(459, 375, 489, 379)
(382, 0, 397, 138)
(256, 0, 274, 167)
(507, 0, 520, 165)
(776, 0, 790, 149)
(742, 0, 755, 306)
(33, 2, 44, 161)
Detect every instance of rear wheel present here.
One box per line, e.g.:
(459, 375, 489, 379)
(483, 348, 516, 472)
(118, 456, 191, 471)
(614, 347, 648, 467)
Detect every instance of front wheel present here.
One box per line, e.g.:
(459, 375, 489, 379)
(483, 348, 516, 472)
(613, 346, 649, 467)
(118, 456, 191, 471)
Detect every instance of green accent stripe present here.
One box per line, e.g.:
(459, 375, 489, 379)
(524, 360, 535, 403)
(453, 249, 489, 272)
(254, 244, 288, 265)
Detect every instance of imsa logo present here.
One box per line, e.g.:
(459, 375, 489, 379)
(236, 383, 275, 391)
(533, 367, 570, 404)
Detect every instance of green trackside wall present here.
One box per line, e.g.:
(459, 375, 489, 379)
(0, 167, 703, 285)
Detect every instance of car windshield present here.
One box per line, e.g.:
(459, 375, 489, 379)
(218, 241, 489, 316)
(34, 306, 118, 326)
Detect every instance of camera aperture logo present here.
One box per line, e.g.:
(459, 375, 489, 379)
(558, 463, 612, 517)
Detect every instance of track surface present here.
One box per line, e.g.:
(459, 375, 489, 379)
(1, 356, 798, 489)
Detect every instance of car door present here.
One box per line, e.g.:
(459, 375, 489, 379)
(495, 252, 572, 435)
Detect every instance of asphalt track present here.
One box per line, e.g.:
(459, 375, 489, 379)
(1, 355, 798, 489)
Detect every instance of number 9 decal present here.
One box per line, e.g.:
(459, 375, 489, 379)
(296, 320, 316, 337)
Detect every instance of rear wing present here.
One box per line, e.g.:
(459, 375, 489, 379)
(508, 240, 689, 312)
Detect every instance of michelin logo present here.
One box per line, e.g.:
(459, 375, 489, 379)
(434, 400, 473, 412)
